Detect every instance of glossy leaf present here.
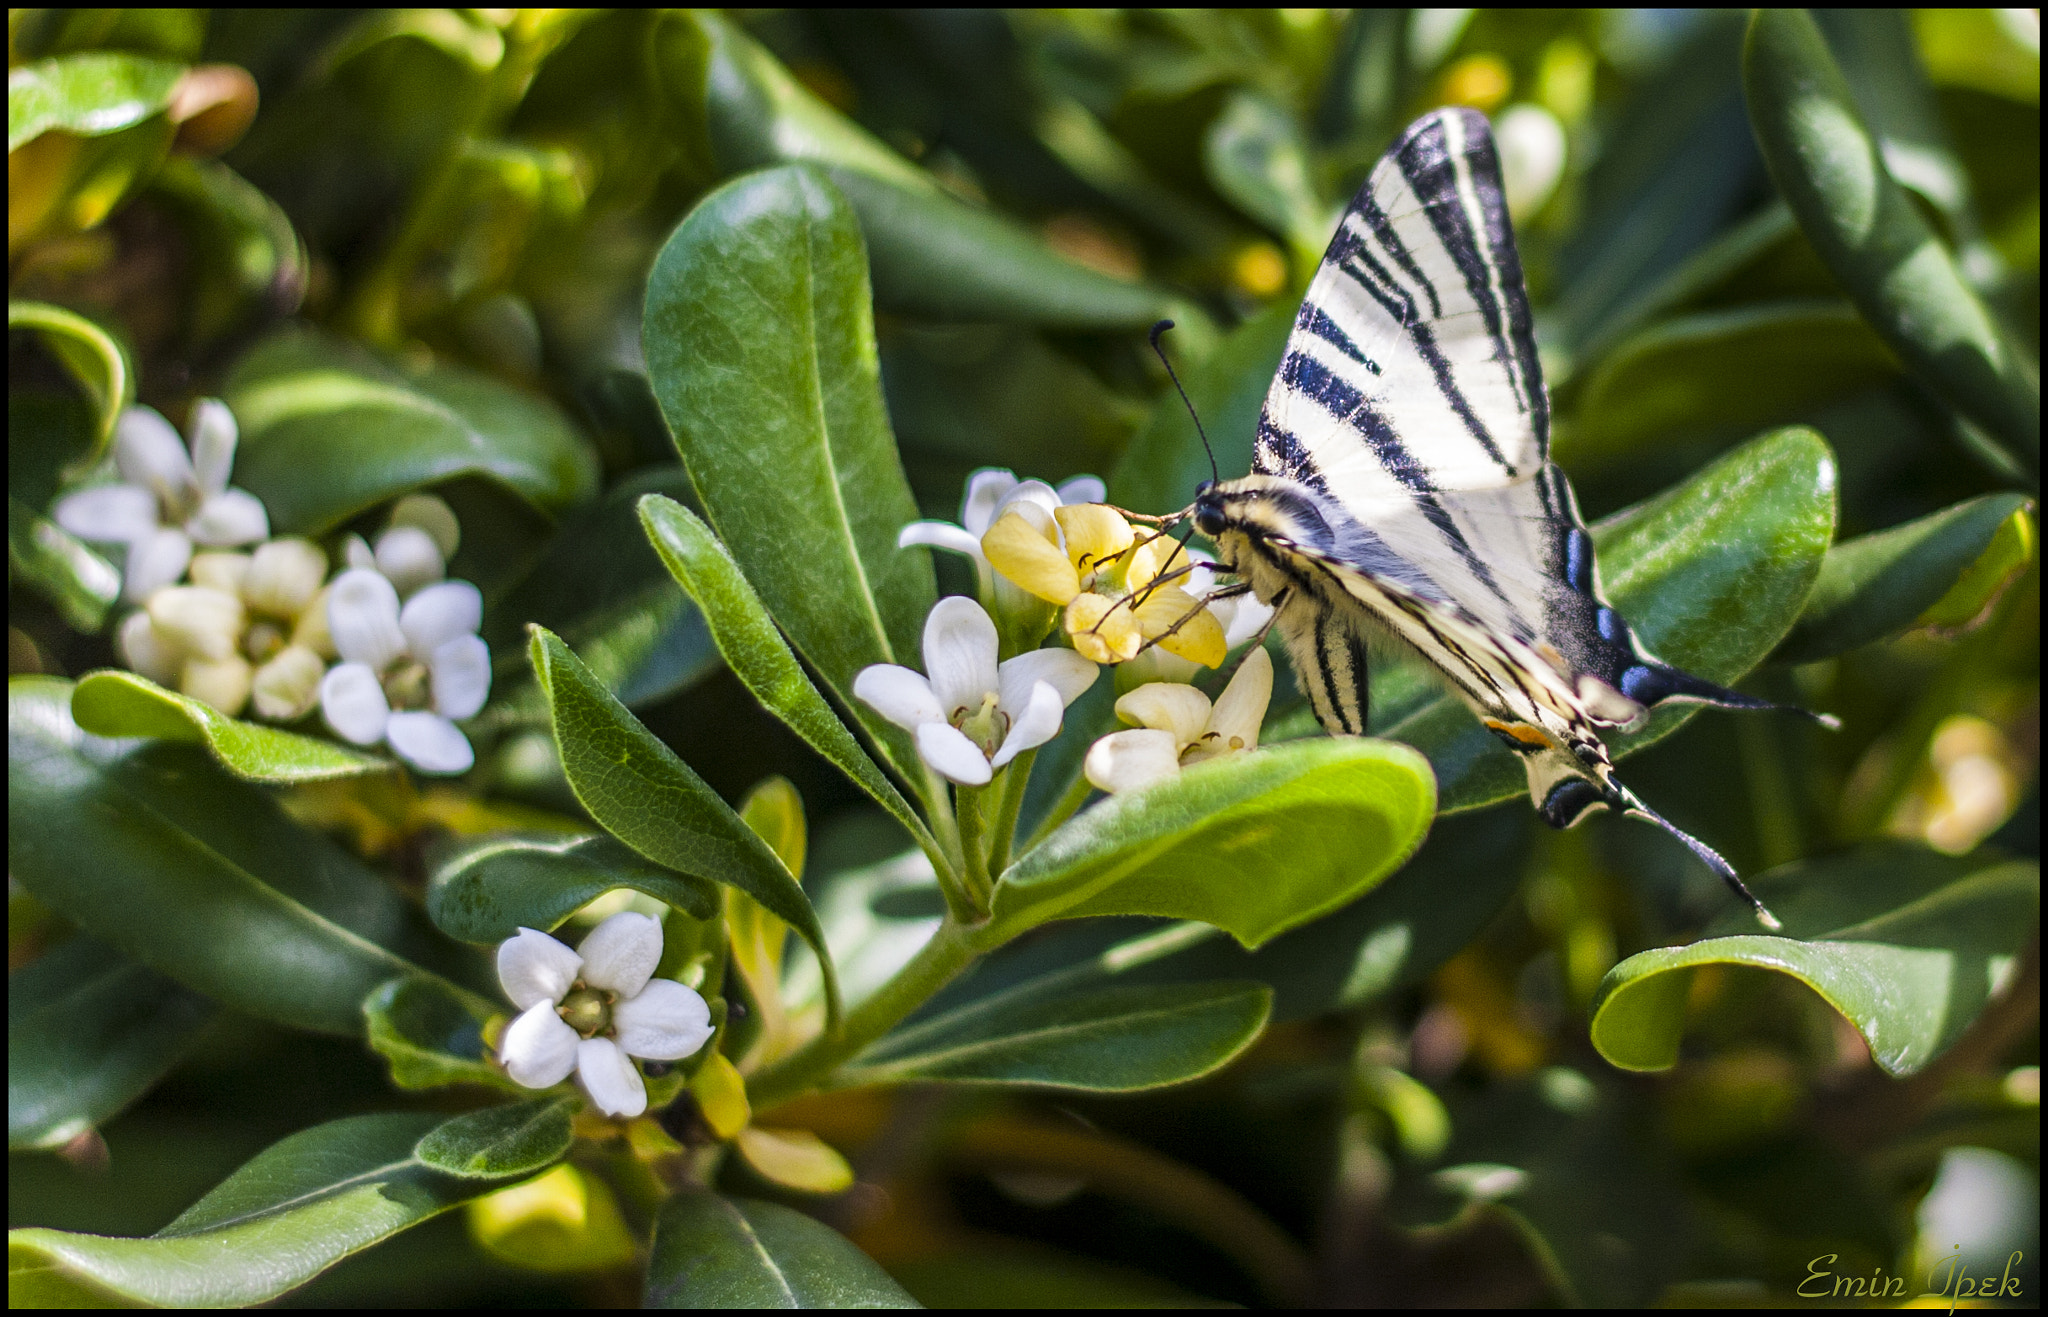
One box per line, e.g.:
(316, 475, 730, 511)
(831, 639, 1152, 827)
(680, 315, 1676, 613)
(1591, 846, 2039, 1076)
(6, 498, 119, 633)
(221, 326, 599, 534)
(528, 628, 839, 1022)
(71, 669, 387, 782)
(8, 937, 216, 1151)
(1375, 427, 1838, 813)
(1779, 493, 2034, 661)
(7, 53, 184, 152)
(413, 1097, 575, 1180)
(1743, 9, 2038, 473)
(733, 1127, 856, 1196)
(643, 1192, 920, 1309)
(426, 831, 719, 944)
(840, 980, 1270, 1093)
(8, 677, 466, 1036)
(7, 299, 133, 453)
(701, 14, 1169, 329)
(643, 165, 933, 776)
(1916, 504, 2035, 631)
(7, 1113, 509, 1307)
(362, 975, 515, 1092)
(639, 495, 937, 858)
(990, 737, 1435, 948)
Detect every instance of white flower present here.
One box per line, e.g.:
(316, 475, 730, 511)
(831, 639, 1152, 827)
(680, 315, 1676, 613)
(495, 913, 714, 1119)
(1085, 647, 1274, 794)
(898, 468, 1106, 590)
(853, 595, 1098, 787)
(318, 567, 490, 774)
(52, 401, 269, 603)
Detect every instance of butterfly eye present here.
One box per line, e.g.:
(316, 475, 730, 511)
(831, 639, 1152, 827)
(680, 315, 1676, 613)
(1193, 491, 1227, 539)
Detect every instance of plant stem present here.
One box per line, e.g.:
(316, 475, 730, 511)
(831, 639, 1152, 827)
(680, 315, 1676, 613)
(747, 917, 979, 1109)
(954, 783, 994, 913)
(1019, 764, 1095, 855)
(983, 748, 1035, 878)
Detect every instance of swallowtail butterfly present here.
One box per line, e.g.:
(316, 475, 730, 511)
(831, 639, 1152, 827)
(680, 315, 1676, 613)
(1184, 107, 1819, 927)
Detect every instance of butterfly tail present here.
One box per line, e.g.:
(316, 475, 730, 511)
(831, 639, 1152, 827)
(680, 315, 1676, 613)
(1620, 661, 1840, 731)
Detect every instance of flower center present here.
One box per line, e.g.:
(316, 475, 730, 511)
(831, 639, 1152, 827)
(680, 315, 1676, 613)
(382, 658, 432, 710)
(558, 984, 613, 1038)
(243, 620, 287, 664)
(954, 690, 1007, 757)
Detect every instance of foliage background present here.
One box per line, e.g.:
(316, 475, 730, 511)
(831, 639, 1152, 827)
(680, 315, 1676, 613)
(8, 8, 2040, 1308)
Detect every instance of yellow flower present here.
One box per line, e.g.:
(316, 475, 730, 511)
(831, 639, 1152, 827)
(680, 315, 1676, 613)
(980, 503, 1226, 668)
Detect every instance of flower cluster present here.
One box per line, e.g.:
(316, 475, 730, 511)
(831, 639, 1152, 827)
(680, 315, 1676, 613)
(52, 401, 492, 774)
(864, 466, 1275, 799)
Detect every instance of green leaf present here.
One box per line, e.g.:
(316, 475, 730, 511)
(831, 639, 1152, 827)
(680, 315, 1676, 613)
(1916, 504, 2035, 631)
(8, 937, 216, 1151)
(638, 495, 937, 860)
(7, 300, 134, 454)
(528, 628, 840, 1022)
(1559, 300, 1896, 469)
(7, 53, 185, 152)
(1778, 493, 2034, 661)
(1743, 8, 2038, 474)
(362, 975, 515, 1092)
(8, 677, 470, 1036)
(413, 1098, 575, 1180)
(643, 164, 933, 775)
(6, 498, 119, 634)
(1374, 427, 1838, 814)
(7, 1113, 511, 1308)
(1205, 90, 1326, 260)
(426, 832, 719, 945)
(220, 325, 599, 535)
(146, 157, 308, 347)
(840, 980, 1269, 1093)
(701, 15, 1169, 329)
(1590, 845, 2039, 1077)
(1110, 300, 1295, 516)
(71, 669, 387, 782)
(990, 738, 1435, 948)
(643, 1192, 920, 1309)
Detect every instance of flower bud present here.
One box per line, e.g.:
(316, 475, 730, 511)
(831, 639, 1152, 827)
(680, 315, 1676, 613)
(389, 493, 460, 560)
(116, 610, 185, 687)
(181, 653, 253, 716)
(250, 644, 326, 721)
(374, 526, 444, 597)
(148, 586, 246, 661)
(243, 538, 328, 619)
(293, 584, 337, 658)
(189, 550, 252, 595)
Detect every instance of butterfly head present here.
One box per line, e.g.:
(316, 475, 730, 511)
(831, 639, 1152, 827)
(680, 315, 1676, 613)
(1192, 481, 1226, 539)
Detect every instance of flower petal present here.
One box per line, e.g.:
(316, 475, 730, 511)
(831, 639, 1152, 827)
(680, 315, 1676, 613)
(982, 509, 1080, 605)
(502, 1001, 580, 1088)
(960, 468, 1020, 534)
(498, 926, 584, 1009)
(1085, 728, 1183, 794)
(400, 579, 484, 655)
(1054, 503, 1136, 574)
(575, 1037, 647, 1117)
(187, 399, 239, 495)
(991, 679, 1064, 768)
(429, 634, 492, 720)
(185, 487, 269, 547)
(389, 492, 461, 559)
(578, 911, 663, 997)
(898, 520, 987, 562)
(998, 647, 1098, 714)
(326, 568, 406, 668)
(188, 550, 251, 596)
(113, 406, 198, 508)
(993, 479, 1063, 525)
(1219, 594, 1276, 648)
(1134, 586, 1227, 668)
(116, 610, 184, 686)
(1119, 645, 1201, 687)
(180, 653, 253, 716)
(611, 979, 714, 1061)
(243, 538, 328, 619)
(320, 662, 390, 745)
(1206, 645, 1273, 754)
(148, 585, 244, 660)
(54, 484, 159, 544)
(922, 595, 999, 718)
(342, 534, 376, 572)
(916, 721, 993, 786)
(250, 644, 327, 721)
(374, 525, 445, 597)
(123, 527, 194, 603)
(853, 664, 943, 731)
(1054, 474, 1106, 506)
(1128, 533, 1195, 592)
(1115, 681, 1213, 748)
(1064, 592, 1143, 664)
(386, 711, 474, 774)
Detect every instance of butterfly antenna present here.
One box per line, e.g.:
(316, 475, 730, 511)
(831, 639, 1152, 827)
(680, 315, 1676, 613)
(1150, 320, 1219, 486)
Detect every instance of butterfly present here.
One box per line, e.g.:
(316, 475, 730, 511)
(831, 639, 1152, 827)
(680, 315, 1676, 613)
(1179, 107, 1825, 928)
